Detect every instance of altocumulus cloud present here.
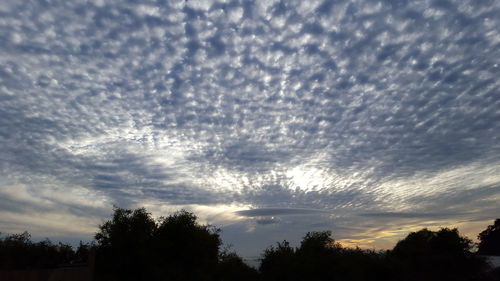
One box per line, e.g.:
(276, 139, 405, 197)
(0, 0, 499, 256)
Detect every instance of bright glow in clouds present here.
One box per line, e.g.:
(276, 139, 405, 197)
(0, 0, 499, 257)
(287, 166, 330, 192)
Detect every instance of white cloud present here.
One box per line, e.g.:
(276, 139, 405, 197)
(0, 0, 499, 255)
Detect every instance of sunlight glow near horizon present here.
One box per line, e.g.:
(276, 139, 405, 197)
(0, 0, 499, 257)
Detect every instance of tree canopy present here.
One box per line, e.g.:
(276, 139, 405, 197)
(259, 231, 386, 281)
(93, 207, 223, 281)
(478, 219, 500, 256)
(2, 209, 498, 281)
(0, 231, 86, 269)
(390, 228, 486, 281)
(260, 240, 297, 281)
(258, 228, 489, 281)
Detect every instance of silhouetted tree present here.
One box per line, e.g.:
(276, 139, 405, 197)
(93, 207, 222, 281)
(216, 250, 260, 281)
(152, 210, 221, 281)
(295, 231, 341, 281)
(0, 231, 76, 269)
(260, 240, 296, 281)
(478, 219, 500, 256)
(335, 247, 393, 281)
(259, 231, 391, 281)
(4, 210, 496, 281)
(0, 231, 32, 269)
(390, 228, 486, 281)
(298, 231, 338, 254)
(94, 207, 156, 281)
(74, 241, 92, 264)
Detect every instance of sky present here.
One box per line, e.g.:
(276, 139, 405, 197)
(1, 0, 499, 259)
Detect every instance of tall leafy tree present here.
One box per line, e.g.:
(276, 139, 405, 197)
(295, 231, 341, 281)
(478, 219, 500, 255)
(390, 228, 486, 281)
(93, 207, 222, 281)
(260, 231, 344, 281)
(260, 240, 297, 281)
(216, 250, 259, 281)
(94, 207, 156, 281)
(153, 210, 221, 281)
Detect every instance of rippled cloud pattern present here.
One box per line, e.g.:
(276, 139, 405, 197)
(1, 0, 499, 256)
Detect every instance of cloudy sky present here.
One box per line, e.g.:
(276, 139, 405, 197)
(1, 0, 499, 258)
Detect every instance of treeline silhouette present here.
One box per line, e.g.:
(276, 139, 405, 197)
(1, 208, 499, 281)
(0, 232, 90, 270)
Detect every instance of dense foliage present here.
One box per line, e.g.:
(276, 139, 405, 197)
(390, 228, 486, 281)
(1, 209, 499, 281)
(216, 251, 260, 281)
(478, 219, 500, 255)
(94, 207, 222, 281)
(0, 232, 89, 269)
(259, 228, 489, 281)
